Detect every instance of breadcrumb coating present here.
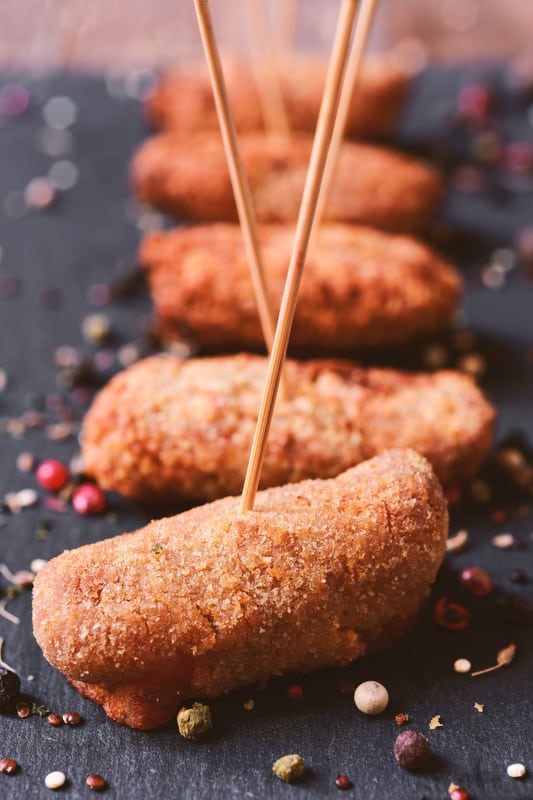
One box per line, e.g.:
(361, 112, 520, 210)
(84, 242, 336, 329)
(140, 222, 461, 353)
(81, 354, 495, 504)
(145, 55, 410, 141)
(33, 449, 448, 729)
(131, 132, 443, 233)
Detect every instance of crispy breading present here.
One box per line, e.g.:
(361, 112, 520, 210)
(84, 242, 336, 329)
(81, 353, 495, 504)
(140, 222, 461, 353)
(33, 449, 448, 729)
(131, 132, 443, 233)
(145, 55, 410, 140)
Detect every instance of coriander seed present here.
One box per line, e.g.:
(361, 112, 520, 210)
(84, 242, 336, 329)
(354, 680, 389, 715)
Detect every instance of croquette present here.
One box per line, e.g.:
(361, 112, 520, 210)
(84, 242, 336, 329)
(131, 132, 443, 233)
(145, 55, 410, 141)
(81, 353, 495, 505)
(33, 449, 448, 729)
(140, 222, 461, 353)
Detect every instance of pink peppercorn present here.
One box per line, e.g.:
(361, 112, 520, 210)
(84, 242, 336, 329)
(287, 685, 304, 700)
(459, 567, 494, 597)
(434, 597, 470, 631)
(450, 788, 469, 800)
(36, 459, 69, 492)
(335, 774, 352, 790)
(72, 483, 106, 515)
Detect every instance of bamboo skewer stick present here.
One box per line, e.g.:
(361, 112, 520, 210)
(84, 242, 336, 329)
(244, 0, 291, 137)
(312, 0, 379, 236)
(239, 0, 359, 513)
(193, 0, 277, 353)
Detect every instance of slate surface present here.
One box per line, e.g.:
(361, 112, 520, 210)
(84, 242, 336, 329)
(0, 66, 532, 799)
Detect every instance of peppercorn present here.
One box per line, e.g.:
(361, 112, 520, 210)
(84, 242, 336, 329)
(47, 713, 63, 727)
(72, 483, 106, 515)
(86, 774, 108, 791)
(62, 710, 82, 727)
(36, 459, 69, 492)
(434, 597, 470, 630)
(460, 567, 493, 596)
(335, 774, 352, 790)
(393, 730, 431, 770)
(16, 703, 31, 719)
(177, 702, 212, 741)
(354, 680, 389, 715)
(509, 568, 528, 583)
(0, 667, 21, 712)
(272, 754, 305, 783)
(0, 758, 18, 775)
(450, 788, 469, 800)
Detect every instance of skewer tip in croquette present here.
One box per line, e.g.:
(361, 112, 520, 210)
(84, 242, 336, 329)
(81, 353, 495, 505)
(145, 55, 411, 141)
(140, 222, 461, 354)
(33, 448, 448, 729)
(131, 132, 444, 234)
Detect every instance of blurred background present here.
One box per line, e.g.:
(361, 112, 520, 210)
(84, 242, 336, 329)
(0, 0, 529, 72)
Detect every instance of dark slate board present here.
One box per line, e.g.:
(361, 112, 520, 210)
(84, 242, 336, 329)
(0, 67, 532, 800)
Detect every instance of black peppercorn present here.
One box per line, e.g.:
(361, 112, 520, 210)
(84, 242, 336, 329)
(393, 730, 431, 770)
(0, 668, 21, 712)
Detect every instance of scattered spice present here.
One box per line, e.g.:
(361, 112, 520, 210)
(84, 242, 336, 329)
(335, 774, 352, 790)
(243, 699, 254, 711)
(393, 730, 431, 770)
(62, 710, 82, 727)
(460, 566, 494, 597)
(353, 680, 389, 715)
(36, 460, 69, 492)
(47, 713, 63, 727)
(509, 568, 528, 583)
(450, 788, 469, 800)
(429, 715, 443, 729)
(16, 703, 31, 719)
(31, 703, 50, 718)
(454, 658, 472, 674)
(177, 702, 212, 741)
(30, 558, 47, 574)
(44, 770, 66, 790)
(272, 754, 305, 783)
(0, 757, 18, 775)
(507, 763, 527, 779)
(72, 483, 106, 515)
(434, 597, 471, 630)
(446, 529, 469, 553)
(287, 684, 303, 700)
(86, 774, 108, 791)
(492, 532, 517, 549)
(151, 543, 164, 556)
(471, 643, 516, 677)
(395, 712, 409, 726)
(474, 703, 484, 713)
(16, 452, 35, 473)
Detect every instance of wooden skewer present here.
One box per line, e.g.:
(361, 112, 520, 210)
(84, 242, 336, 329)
(193, 0, 277, 353)
(275, 0, 299, 57)
(244, 0, 291, 137)
(240, 0, 359, 513)
(312, 0, 379, 235)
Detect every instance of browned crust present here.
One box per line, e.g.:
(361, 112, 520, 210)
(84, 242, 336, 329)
(81, 353, 495, 505)
(130, 132, 443, 233)
(140, 222, 461, 353)
(33, 449, 448, 729)
(145, 55, 410, 141)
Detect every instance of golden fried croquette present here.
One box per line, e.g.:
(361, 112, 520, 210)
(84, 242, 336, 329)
(145, 55, 410, 141)
(140, 222, 461, 353)
(81, 353, 495, 505)
(33, 449, 448, 729)
(131, 132, 443, 233)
